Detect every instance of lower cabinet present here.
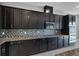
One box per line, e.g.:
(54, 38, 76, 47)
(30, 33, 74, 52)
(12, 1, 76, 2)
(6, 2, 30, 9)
(57, 36, 64, 48)
(32, 39, 40, 54)
(9, 40, 40, 56)
(0, 36, 71, 56)
(16, 40, 34, 56)
(1, 42, 9, 56)
(63, 36, 69, 47)
(39, 39, 48, 52)
(47, 37, 57, 50)
(9, 44, 17, 56)
(57, 36, 69, 48)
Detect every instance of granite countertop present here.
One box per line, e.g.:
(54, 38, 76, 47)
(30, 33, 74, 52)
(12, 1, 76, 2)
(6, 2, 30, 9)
(0, 34, 69, 45)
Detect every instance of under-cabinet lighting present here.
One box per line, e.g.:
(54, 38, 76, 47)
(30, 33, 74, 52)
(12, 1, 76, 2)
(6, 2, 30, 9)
(2, 32, 5, 35)
(24, 32, 27, 34)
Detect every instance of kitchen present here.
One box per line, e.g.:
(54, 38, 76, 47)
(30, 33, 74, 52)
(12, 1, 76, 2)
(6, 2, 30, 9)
(0, 2, 77, 56)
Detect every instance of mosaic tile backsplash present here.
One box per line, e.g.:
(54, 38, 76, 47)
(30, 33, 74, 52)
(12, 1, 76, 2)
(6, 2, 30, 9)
(0, 29, 58, 38)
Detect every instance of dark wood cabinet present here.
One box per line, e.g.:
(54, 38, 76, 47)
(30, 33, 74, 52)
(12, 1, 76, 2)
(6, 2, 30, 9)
(40, 39, 48, 52)
(0, 36, 71, 56)
(16, 40, 34, 56)
(8, 40, 40, 56)
(1, 6, 6, 29)
(47, 37, 57, 50)
(36, 12, 44, 29)
(1, 6, 14, 29)
(9, 44, 17, 56)
(28, 11, 38, 29)
(57, 36, 69, 48)
(57, 36, 64, 48)
(44, 13, 50, 22)
(63, 36, 69, 47)
(28, 11, 44, 29)
(20, 9, 30, 29)
(6, 7, 14, 29)
(62, 15, 69, 35)
(1, 42, 9, 56)
(0, 5, 45, 29)
(9, 40, 34, 56)
(13, 8, 22, 29)
(32, 39, 40, 54)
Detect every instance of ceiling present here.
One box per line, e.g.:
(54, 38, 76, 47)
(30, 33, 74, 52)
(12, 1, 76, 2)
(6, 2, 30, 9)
(1, 2, 79, 15)
(21, 2, 79, 15)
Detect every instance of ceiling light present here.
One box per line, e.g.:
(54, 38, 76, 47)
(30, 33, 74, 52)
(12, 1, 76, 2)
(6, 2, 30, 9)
(46, 9, 50, 13)
(76, 6, 79, 8)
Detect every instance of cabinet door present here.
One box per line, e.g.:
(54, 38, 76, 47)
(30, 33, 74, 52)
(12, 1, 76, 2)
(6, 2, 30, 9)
(44, 13, 49, 22)
(21, 9, 29, 29)
(1, 6, 6, 29)
(9, 44, 17, 56)
(1, 6, 14, 29)
(28, 11, 38, 29)
(63, 36, 69, 47)
(36, 12, 44, 29)
(1, 42, 9, 56)
(6, 7, 14, 29)
(9, 40, 40, 56)
(40, 39, 48, 52)
(54, 15, 60, 29)
(32, 39, 40, 54)
(62, 16, 69, 35)
(57, 36, 64, 48)
(14, 8, 22, 29)
(15, 40, 34, 56)
(48, 37, 57, 50)
(50, 14, 55, 22)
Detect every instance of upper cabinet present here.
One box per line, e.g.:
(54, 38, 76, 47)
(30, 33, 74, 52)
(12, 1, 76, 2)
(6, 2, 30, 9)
(1, 6, 14, 29)
(0, 5, 45, 29)
(44, 5, 53, 22)
(13, 8, 30, 29)
(0, 5, 74, 30)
